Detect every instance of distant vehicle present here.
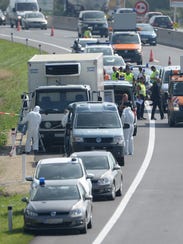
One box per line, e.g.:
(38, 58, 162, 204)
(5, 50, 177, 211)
(77, 10, 109, 38)
(22, 12, 47, 29)
(111, 31, 142, 65)
(25, 157, 93, 195)
(71, 150, 123, 200)
(84, 42, 114, 56)
(0, 10, 6, 25)
(149, 15, 173, 29)
(143, 11, 163, 23)
(115, 7, 135, 14)
(22, 180, 93, 233)
(103, 55, 126, 76)
(71, 38, 99, 53)
(159, 65, 180, 112)
(136, 23, 157, 46)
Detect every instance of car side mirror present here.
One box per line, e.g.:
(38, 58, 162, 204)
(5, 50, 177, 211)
(25, 176, 33, 181)
(21, 197, 29, 203)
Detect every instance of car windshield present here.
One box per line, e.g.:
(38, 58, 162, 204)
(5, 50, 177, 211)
(31, 185, 80, 201)
(103, 56, 125, 66)
(83, 12, 105, 20)
(173, 82, 183, 96)
(112, 33, 139, 44)
(35, 163, 83, 180)
(78, 156, 109, 170)
(75, 112, 121, 128)
(79, 39, 98, 47)
(86, 47, 113, 55)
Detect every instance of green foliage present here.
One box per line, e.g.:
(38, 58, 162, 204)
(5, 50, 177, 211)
(0, 40, 43, 146)
(0, 192, 33, 244)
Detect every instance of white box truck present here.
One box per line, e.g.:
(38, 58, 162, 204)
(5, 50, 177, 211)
(6, 0, 40, 28)
(19, 53, 104, 153)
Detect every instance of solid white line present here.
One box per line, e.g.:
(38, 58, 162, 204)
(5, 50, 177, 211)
(93, 104, 155, 244)
(0, 33, 71, 52)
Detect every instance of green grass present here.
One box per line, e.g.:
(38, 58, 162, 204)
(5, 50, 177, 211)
(0, 39, 47, 243)
(0, 189, 32, 244)
(0, 39, 45, 146)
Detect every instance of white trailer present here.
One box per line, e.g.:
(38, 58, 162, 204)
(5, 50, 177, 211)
(20, 53, 104, 153)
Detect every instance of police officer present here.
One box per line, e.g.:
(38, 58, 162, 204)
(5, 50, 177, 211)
(84, 27, 92, 38)
(124, 66, 135, 85)
(136, 75, 147, 120)
(111, 66, 119, 80)
(151, 79, 164, 120)
(150, 66, 159, 84)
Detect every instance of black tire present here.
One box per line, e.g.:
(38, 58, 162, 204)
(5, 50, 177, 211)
(108, 183, 116, 200)
(116, 179, 123, 196)
(80, 218, 87, 234)
(87, 215, 92, 229)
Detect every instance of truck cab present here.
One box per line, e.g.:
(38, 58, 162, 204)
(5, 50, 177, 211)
(65, 101, 125, 166)
(167, 72, 183, 126)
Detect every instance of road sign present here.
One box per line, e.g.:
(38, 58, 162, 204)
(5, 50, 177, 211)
(135, 1, 149, 15)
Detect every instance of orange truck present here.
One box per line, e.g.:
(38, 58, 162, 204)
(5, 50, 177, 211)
(110, 12, 143, 65)
(167, 72, 183, 126)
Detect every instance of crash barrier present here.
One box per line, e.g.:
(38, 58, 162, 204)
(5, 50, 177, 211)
(47, 16, 183, 50)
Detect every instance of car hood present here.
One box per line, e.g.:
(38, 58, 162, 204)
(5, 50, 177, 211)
(87, 169, 109, 179)
(74, 128, 122, 136)
(29, 200, 79, 212)
(112, 43, 141, 50)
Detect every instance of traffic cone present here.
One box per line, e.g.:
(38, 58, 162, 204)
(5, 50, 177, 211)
(17, 20, 21, 31)
(168, 56, 172, 65)
(50, 26, 54, 36)
(149, 49, 154, 62)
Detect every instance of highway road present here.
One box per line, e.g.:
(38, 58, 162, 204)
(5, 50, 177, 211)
(1, 27, 183, 244)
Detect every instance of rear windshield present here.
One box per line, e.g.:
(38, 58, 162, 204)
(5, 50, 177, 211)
(83, 12, 105, 20)
(75, 112, 121, 128)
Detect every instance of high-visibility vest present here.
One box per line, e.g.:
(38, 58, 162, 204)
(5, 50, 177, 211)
(124, 73, 134, 83)
(118, 71, 125, 80)
(112, 71, 119, 80)
(138, 83, 146, 97)
(150, 70, 159, 82)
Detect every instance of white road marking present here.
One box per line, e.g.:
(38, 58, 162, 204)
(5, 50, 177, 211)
(93, 103, 155, 244)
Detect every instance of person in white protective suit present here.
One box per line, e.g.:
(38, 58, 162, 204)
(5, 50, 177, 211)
(21, 106, 41, 154)
(121, 102, 135, 155)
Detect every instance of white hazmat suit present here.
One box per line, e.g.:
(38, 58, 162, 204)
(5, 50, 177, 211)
(121, 106, 134, 155)
(21, 106, 41, 153)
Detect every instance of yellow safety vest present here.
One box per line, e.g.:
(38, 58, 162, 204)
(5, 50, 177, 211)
(138, 83, 146, 97)
(124, 73, 134, 83)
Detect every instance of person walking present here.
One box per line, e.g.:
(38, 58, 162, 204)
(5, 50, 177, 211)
(151, 80, 164, 120)
(121, 102, 135, 155)
(136, 75, 147, 120)
(21, 106, 42, 154)
(150, 65, 159, 84)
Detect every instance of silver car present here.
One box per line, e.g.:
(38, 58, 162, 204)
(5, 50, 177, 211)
(22, 180, 93, 233)
(25, 157, 93, 195)
(71, 151, 123, 200)
(22, 12, 47, 30)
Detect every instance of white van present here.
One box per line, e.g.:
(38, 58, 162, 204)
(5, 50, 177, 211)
(65, 101, 125, 166)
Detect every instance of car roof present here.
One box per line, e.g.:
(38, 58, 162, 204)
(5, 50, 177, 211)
(37, 157, 82, 165)
(36, 178, 80, 186)
(104, 80, 133, 87)
(69, 101, 118, 112)
(71, 150, 112, 157)
(161, 65, 180, 71)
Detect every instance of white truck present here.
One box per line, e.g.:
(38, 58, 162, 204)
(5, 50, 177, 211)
(6, 0, 40, 28)
(20, 53, 104, 153)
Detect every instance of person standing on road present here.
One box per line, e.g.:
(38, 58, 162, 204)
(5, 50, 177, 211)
(121, 102, 135, 155)
(136, 75, 147, 120)
(21, 106, 42, 154)
(151, 80, 164, 120)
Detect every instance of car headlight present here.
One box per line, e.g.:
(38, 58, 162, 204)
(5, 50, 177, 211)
(25, 209, 38, 217)
(113, 136, 123, 144)
(98, 177, 110, 185)
(73, 136, 84, 142)
(70, 208, 82, 217)
(136, 48, 142, 53)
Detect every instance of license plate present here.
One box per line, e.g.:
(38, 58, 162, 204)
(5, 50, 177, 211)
(44, 218, 63, 224)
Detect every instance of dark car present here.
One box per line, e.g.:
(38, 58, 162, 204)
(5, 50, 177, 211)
(71, 151, 123, 200)
(136, 23, 157, 46)
(149, 15, 173, 29)
(22, 180, 93, 233)
(22, 12, 47, 30)
(77, 10, 109, 38)
(0, 10, 6, 25)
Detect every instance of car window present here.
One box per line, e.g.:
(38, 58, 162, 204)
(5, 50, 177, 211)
(103, 56, 125, 66)
(79, 155, 110, 170)
(31, 185, 80, 201)
(83, 11, 105, 20)
(35, 163, 83, 180)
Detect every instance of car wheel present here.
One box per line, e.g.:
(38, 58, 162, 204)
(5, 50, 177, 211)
(116, 179, 123, 196)
(87, 215, 92, 229)
(108, 183, 116, 200)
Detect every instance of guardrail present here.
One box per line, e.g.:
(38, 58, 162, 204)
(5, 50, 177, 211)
(48, 16, 183, 49)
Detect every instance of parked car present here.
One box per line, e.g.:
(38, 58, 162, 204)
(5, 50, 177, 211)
(22, 180, 93, 233)
(136, 23, 157, 46)
(25, 157, 93, 195)
(22, 12, 47, 30)
(143, 11, 163, 23)
(71, 150, 123, 200)
(77, 10, 109, 38)
(149, 15, 173, 29)
(103, 55, 126, 76)
(0, 9, 6, 25)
